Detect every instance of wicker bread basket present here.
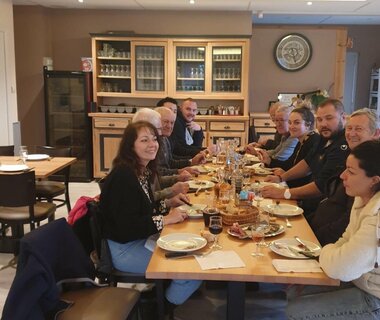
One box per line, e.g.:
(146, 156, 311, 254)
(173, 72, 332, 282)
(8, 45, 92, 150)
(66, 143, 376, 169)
(220, 205, 259, 226)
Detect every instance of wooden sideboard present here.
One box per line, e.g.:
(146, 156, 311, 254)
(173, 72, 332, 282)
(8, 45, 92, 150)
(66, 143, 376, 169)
(89, 112, 249, 177)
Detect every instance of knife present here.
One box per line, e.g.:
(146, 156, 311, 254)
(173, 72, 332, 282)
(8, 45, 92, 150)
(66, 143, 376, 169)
(165, 249, 212, 259)
(294, 236, 312, 252)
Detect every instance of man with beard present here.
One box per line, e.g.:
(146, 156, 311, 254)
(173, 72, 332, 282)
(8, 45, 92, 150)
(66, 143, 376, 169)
(262, 99, 349, 219)
(170, 98, 205, 157)
(310, 108, 380, 245)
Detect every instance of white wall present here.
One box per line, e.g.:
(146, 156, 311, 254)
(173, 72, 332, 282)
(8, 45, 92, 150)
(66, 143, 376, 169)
(0, 0, 18, 145)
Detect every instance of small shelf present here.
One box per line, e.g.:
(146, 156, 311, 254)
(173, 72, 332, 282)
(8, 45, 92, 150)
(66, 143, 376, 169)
(98, 56, 131, 60)
(98, 75, 131, 79)
(213, 59, 241, 62)
(213, 78, 241, 81)
(177, 77, 205, 81)
(137, 77, 164, 80)
(136, 58, 164, 61)
(177, 59, 205, 62)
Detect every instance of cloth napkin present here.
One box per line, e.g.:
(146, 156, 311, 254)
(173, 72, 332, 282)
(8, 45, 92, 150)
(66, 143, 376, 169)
(272, 259, 323, 273)
(195, 250, 245, 270)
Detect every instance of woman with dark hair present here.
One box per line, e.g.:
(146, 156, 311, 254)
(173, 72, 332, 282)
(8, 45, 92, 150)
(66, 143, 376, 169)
(99, 121, 201, 308)
(260, 106, 320, 188)
(286, 140, 380, 319)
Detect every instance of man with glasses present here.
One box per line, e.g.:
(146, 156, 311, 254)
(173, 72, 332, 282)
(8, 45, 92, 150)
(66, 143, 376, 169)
(247, 105, 298, 161)
(310, 108, 380, 245)
(155, 106, 205, 177)
(263, 99, 350, 219)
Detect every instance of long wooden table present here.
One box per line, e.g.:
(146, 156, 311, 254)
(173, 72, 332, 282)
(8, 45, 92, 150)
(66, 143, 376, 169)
(146, 173, 339, 320)
(0, 156, 77, 178)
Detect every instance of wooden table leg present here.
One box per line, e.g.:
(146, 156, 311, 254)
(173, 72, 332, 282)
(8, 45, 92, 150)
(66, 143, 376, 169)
(227, 281, 246, 320)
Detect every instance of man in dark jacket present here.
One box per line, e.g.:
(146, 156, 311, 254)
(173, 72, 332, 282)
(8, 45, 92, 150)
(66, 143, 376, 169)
(170, 98, 205, 157)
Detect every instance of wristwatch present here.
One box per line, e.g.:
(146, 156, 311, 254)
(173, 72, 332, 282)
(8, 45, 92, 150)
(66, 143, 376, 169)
(284, 188, 291, 200)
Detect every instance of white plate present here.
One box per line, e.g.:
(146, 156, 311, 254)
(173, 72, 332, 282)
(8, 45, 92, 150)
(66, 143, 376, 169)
(254, 168, 273, 176)
(178, 204, 207, 218)
(270, 238, 321, 259)
(26, 154, 50, 161)
(187, 180, 215, 190)
(244, 154, 260, 162)
(0, 164, 29, 172)
(263, 204, 303, 217)
(157, 233, 207, 252)
(253, 181, 282, 189)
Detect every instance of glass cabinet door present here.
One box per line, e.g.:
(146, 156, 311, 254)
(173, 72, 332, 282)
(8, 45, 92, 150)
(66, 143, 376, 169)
(97, 41, 131, 93)
(135, 45, 165, 91)
(176, 46, 205, 92)
(212, 47, 242, 93)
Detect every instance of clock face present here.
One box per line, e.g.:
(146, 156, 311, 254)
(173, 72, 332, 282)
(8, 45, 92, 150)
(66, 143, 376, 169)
(274, 34, 312, 71)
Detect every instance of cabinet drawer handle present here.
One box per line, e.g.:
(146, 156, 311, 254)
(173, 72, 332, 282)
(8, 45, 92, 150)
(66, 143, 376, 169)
(108, 123, 115, 127)
(264, 122, 270, 126)
(224, 125, 230, 129)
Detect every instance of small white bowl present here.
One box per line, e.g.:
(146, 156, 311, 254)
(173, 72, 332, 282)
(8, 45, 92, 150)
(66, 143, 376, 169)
(108, 106, 117, 113)
(100, 106, 109, 112)
(116, 106, 125, 113)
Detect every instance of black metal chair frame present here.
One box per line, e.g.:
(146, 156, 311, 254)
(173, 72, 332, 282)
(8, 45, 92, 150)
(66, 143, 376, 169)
(87, 201, 165, 320)
(35, 145, 72, 212)
(0, 145, 14, 156)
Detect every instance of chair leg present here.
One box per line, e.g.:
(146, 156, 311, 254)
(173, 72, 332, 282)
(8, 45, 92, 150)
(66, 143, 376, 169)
(65, 190, 71, 212)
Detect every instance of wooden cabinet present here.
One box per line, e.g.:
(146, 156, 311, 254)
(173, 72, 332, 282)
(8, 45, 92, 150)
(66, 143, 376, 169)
(250, 112, 276, 141)
(90, 34, 250, 177)
(92, 116, 129, 177)
(369, 69, 380, 116)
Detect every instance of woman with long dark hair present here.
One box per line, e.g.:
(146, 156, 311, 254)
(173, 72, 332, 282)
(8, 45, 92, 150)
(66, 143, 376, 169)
(100, 121, 201, 309)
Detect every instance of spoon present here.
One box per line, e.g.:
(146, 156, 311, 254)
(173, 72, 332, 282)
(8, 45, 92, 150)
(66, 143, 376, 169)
(285, 218, 292, 228)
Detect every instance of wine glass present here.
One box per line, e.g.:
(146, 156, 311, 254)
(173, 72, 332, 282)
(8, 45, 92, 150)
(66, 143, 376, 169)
(250, 224, 265, 257)
(253, 183, 264, 209)
(209, 216, 223, 250)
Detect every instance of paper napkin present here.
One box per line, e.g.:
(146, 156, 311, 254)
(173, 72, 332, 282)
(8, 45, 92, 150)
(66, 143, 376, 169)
(272, 259, 323, 273)
(195, 250, 246, 270)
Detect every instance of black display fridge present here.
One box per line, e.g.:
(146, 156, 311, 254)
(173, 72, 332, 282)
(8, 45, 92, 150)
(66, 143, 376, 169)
(43, 67, 94, 181)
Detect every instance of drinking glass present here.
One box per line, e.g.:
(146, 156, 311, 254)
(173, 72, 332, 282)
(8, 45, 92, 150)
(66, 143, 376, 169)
(19, 146, 28, 164)
(253, 183, 264, 208)
(209, 216, 223, 250)
(250, 224, 265, 257)
(242, 168, 252, 186)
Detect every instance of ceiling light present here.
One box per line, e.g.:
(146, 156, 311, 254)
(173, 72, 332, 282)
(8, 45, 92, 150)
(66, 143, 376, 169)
(307, 1, 313, 5)
(78, 0, 84, 2)
(189, 0, 195, 4)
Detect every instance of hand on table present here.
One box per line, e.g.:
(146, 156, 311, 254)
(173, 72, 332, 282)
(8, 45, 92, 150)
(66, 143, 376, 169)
(261, 185, 285, 199)
(165, 193, 191, 208)
(171, 182, 189, 196)
(272, 168, 285, 176)
(256, 149, 271, 166)
(180, 167, 200, 176)
(163, 207, 188, 225)
(178, 170, 192, 181)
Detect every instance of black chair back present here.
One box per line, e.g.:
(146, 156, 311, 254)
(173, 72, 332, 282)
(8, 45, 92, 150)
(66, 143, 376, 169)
(0, 145, 14, 156)
(0, 171, 36, 209)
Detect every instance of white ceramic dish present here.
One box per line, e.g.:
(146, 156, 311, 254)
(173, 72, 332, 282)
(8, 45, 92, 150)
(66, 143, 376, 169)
(157, 233, 207, 252)
(178, 204, 207, 218)
(263, 204, 303, 217)
(187, 180, 215, 190)
(99, 106, 109, 112)
(0, 164, 29, 172)
(26, 154, 50, 161)
(270, 238, 321, 259)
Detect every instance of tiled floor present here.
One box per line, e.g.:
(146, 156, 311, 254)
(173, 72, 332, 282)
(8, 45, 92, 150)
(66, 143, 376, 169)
(0, 181, 287, 319)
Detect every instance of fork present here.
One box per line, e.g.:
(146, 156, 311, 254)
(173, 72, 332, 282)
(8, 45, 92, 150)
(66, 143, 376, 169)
(194, 186, 202, 196)
(285, 218, 292, 228)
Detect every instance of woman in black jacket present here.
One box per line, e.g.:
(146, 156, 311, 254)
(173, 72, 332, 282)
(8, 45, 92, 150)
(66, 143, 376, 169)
(100, 121, 201, 306)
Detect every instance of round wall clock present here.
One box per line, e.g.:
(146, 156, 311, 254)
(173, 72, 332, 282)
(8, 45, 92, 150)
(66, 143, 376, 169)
(274, 34, 312, 71)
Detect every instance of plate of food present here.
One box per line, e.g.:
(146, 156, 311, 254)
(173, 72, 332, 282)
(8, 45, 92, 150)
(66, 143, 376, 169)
(157, 233, 207, 252)
(263, 203, 303, 217)
(0, 164, 30, 172)
(270, 238, 321, 259)
(187, 180, 215, 190)
(178, 204, 207, 218)
(227, 222, 285, 239)
(26, 154, 50, 161)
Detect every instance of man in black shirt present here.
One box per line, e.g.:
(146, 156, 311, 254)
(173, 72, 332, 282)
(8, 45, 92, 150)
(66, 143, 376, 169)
(170, 98, 205, 157)
(262, 99, 349, 218)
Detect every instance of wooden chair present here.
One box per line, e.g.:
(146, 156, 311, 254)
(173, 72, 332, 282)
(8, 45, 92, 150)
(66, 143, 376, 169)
(87, 200, 165, 320)
(0, 171, 56, 255)
(2, 218, 140, 320)
(0, 145, 14, 156)
(35, 146, 72, 212)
